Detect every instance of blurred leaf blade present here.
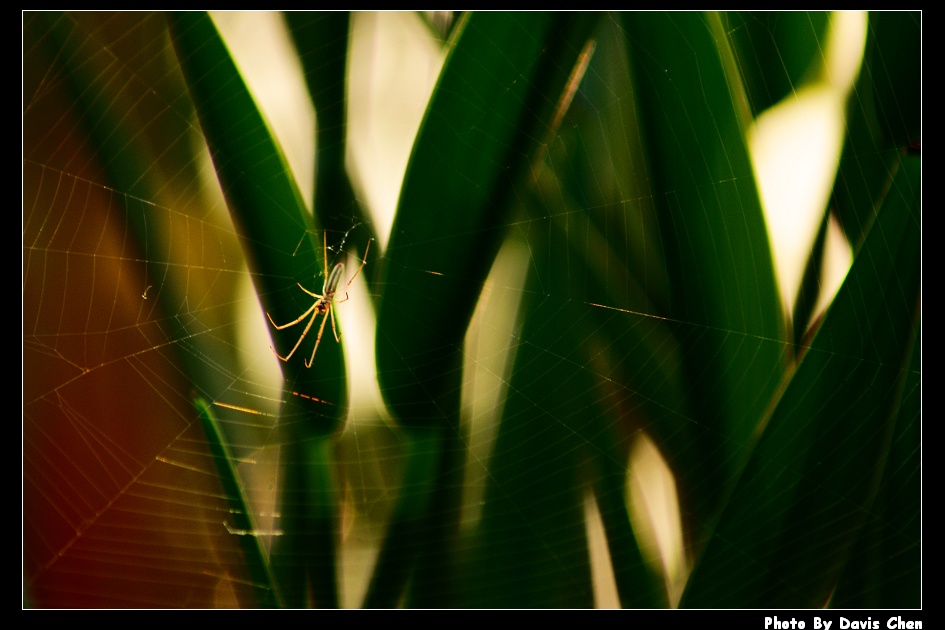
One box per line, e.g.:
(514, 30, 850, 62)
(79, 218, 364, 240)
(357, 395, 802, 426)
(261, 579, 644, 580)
(368, 11, 603, 607)
(284, 12, 377, 267)
(168, 12, 318, 320)
(467, 213, 666, 607)
(833, 11, 920, 246)
(725, 12, 832, 117)
(529, 24, 697, 597)
(621, 11, 787, 546)
(870, 11, 921, 150)
(376, 12, 600, 425)
(679, 152, 920, 608)
(169, 11, 346, 608)
(830, 319, 921, 608)
(195, 398, 279, 608)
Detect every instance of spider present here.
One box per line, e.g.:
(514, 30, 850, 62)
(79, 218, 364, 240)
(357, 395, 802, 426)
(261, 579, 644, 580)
(267, 232, 370, 368)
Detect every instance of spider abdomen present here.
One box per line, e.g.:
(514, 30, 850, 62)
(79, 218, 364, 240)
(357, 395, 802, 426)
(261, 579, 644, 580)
(324, 262, 346, 296)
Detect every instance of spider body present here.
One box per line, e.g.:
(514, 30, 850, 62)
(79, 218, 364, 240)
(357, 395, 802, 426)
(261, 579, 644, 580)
(319, 263, 346, 313)
(267, 233, 369, 368)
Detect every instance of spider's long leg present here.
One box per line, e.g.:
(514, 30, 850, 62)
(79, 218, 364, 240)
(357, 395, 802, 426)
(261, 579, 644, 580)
(323, 231, 330, 281)
(328, 303, 342, 343)
(267, 302, 318, 330)
(337, 239, 371, 295)
(296, 284, 320, 299)
(272, 308, 319, 362)
(304, 309, 332, 368)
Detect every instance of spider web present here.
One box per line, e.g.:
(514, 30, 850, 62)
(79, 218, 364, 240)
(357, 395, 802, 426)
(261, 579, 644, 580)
(22, 11, 920, 609)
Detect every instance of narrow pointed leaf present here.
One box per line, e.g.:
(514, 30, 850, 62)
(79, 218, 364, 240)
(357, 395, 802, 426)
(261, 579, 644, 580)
(680, 153, 920, 608)
(170, 12, 346, 608)
(621, 11, 787, 543)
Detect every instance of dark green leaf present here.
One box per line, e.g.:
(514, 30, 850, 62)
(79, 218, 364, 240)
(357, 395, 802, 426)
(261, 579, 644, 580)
(368, 12, 601, 607)
(833, 11, 920, 246)
(621, 11, 787, 546)
(725, 12, 831, 117)
(169, 11, 347, 607)
(194, 398, 279, 608)
(285, 12, 376, 265)
(680, 153, 920, 608)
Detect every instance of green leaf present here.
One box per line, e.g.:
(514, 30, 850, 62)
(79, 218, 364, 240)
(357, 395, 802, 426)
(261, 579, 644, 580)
(285, 12, 377, 266)
(679, 152, 920, 608)
(467, 217, 666, 608)
(621, 11, 787, 546)
(169, 11, 346, 607)
(870, 12, 921, 149)
(833, 11, 919, 246)
(725, 12, 832, 117)
(194, 398, 279, 608)
(369, 11, 602, 607)
(830, 322, 920, 608)
(376, 12, 600, 427)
